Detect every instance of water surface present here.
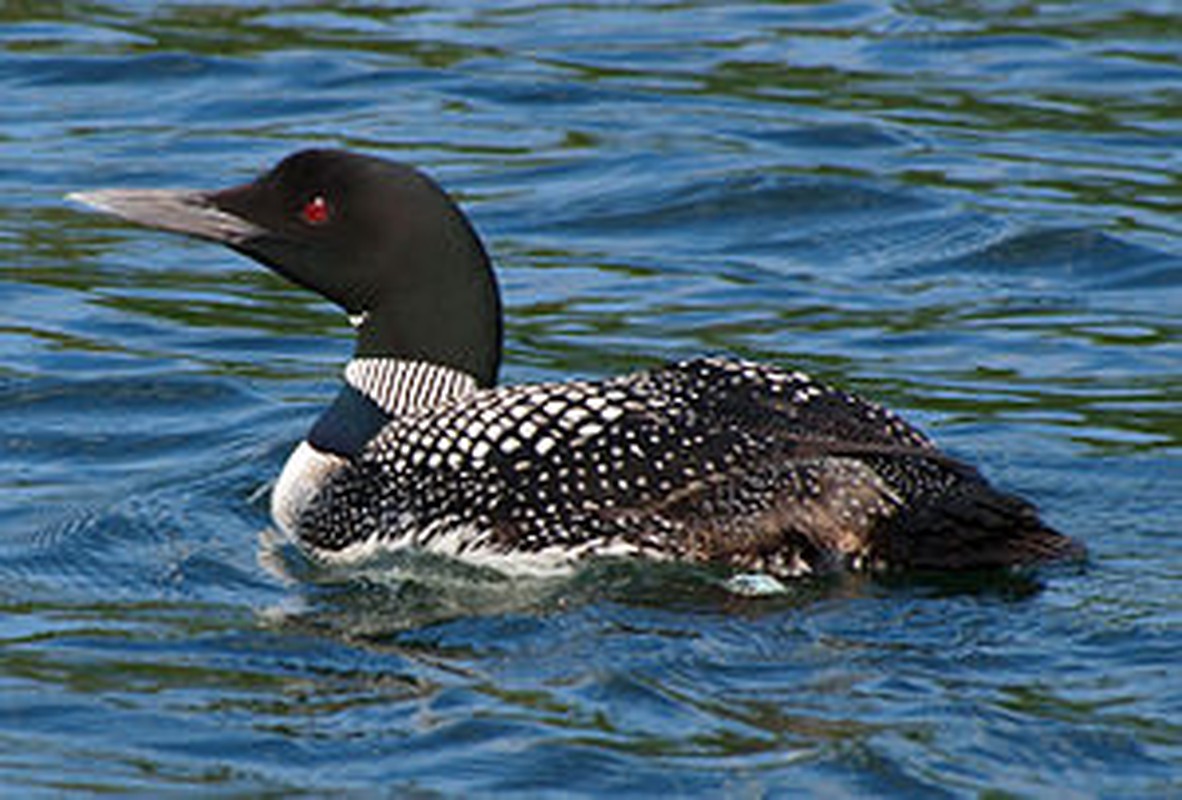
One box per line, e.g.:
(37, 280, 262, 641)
(1, 2, 1180, 796)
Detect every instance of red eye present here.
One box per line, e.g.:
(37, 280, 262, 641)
(301, 195, 330, 225)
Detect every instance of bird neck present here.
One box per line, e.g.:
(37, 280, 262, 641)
(344, 357, 479, 417)
(306, 357, 479, 458)
(351, 206, 503, 389)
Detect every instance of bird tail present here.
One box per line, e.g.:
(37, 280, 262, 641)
(874, 479, 1085, 571)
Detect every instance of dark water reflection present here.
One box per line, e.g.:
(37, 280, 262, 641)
(1, 1, 1179, 796)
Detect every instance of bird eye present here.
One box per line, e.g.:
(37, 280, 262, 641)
(301, 195, 331, 226)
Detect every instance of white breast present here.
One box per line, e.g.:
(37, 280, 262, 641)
(271, 440, 349, 540)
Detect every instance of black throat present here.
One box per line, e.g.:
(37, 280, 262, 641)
(307, 384, 391, 458)
(352, 236, 502, 389)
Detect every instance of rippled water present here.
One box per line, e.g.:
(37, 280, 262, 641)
(2, 2, 1180, 796)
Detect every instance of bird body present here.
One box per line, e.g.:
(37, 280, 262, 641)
(70, 149, 1083, 578)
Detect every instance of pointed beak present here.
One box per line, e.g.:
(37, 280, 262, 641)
(67, 188, 264, 244)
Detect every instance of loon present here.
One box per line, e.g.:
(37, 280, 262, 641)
(70, 149, 1082, 577)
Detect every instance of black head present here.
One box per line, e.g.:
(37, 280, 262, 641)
(71, 149, 502, 387)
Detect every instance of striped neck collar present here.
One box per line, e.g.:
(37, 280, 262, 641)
(344, 357, 479, 416)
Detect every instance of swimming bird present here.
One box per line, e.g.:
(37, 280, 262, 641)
(70, 149, 1082, 577)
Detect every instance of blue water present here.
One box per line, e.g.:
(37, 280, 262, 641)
(2, 2, 1180, 796)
